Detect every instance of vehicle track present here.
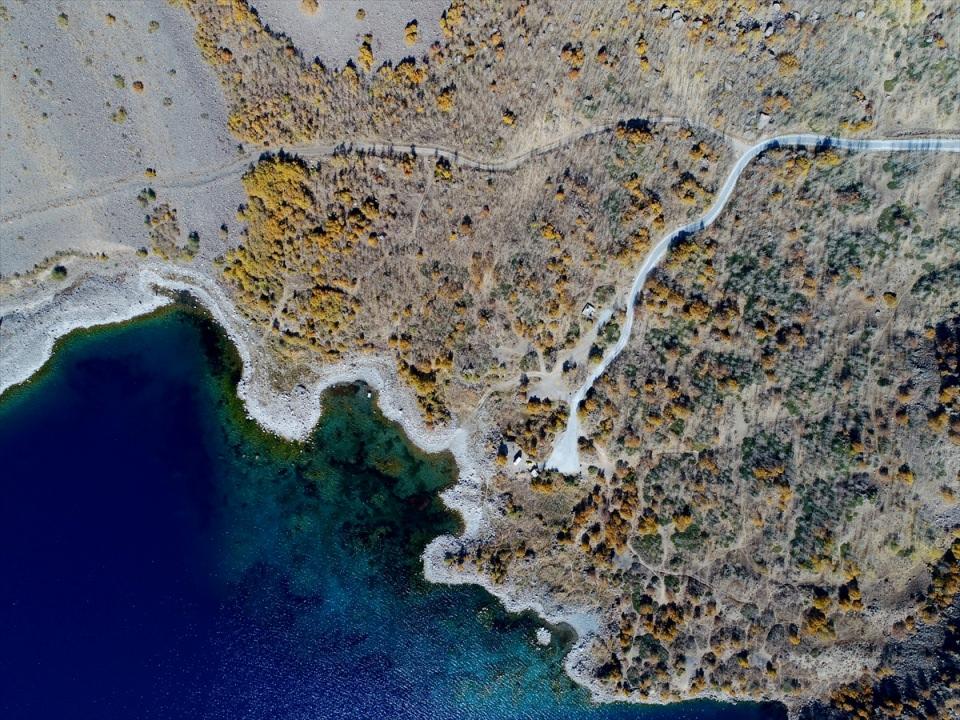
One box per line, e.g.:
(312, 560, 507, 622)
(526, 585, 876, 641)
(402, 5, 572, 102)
(1, 115, 736, 225)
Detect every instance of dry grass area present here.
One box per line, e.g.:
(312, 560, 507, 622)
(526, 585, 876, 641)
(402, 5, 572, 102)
(442, 151, 960, 711)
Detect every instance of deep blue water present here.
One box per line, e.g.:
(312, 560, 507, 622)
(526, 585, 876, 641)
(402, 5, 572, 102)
(0, 307, 785, 720)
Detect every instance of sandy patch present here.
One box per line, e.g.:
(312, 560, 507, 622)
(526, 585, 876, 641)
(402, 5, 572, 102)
(0, 0, 236, 274)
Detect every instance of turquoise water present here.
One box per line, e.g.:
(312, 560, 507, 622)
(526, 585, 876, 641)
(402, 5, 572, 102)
(0, 306, 784, 720)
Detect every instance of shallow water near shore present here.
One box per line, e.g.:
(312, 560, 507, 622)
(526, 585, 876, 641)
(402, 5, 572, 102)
(0, 306, 784, 720)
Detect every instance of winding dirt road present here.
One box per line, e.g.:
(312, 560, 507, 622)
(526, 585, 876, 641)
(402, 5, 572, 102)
(545, 133, 960, 473)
